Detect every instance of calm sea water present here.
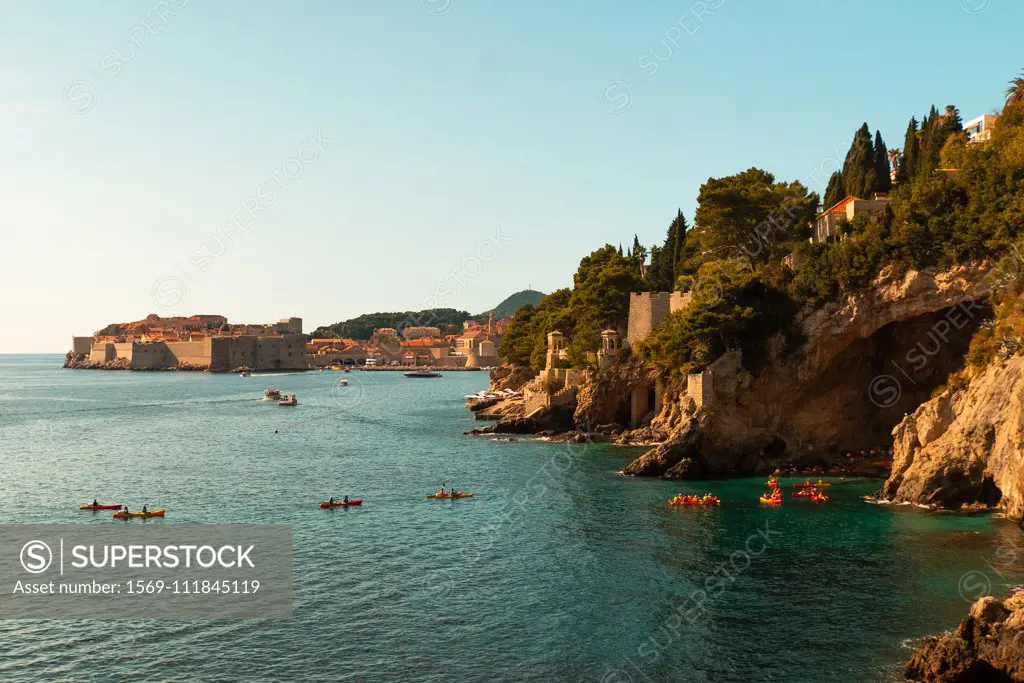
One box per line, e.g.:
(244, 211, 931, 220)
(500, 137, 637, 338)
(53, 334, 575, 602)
(0, 354, 1021, 682)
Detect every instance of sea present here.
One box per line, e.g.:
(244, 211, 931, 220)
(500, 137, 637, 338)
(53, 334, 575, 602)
(0, 354, 1021, 682)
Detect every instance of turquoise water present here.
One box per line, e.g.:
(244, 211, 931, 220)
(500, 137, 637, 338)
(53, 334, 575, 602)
(0, 354, 1021, 682)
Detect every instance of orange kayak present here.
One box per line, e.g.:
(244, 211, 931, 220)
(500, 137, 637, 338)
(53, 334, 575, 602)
(759, 495, 782, 505)
(80, 504, 122, 510)
(112, 509, 165, 519)
(319, 499, 363, 508)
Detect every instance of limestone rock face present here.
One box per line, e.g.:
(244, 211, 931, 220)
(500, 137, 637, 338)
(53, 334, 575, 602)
(573, 358, 656, 432)
(622, 263, 994, 479)
(883, 355, 1024, 519)
(904, 591, 1024, 682)
(621, 416, 705, 478)
(488, 365, 535, 392)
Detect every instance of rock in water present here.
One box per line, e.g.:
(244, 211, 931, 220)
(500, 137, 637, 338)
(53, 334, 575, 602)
(883, 355, 1024, 519)
(904, 592, 1024, 681)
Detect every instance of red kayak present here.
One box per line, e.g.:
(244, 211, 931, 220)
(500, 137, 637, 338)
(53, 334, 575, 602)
(80, 504, 123, 510)
(319, 499, 362, 508)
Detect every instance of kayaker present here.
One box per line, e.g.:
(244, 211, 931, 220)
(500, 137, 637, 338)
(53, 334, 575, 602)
(142, 505, 148, 514)
(329, 497, 336, 505)
(343, 496, 349, 504)
(92, 499, 98, 507)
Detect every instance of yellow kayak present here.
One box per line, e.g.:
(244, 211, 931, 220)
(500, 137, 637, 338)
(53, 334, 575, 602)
(427, 492, 475, 499)
(112, 509, 165, 519)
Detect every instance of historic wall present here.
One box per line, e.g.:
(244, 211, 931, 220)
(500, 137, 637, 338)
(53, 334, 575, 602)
(89, 343, 116, 364)
(129, 342, 167, 370)
(626, 292, 693, 347)
(166, 340, 213, 368)
(73, 318, 308, 371)
(72, 337, 92, 355)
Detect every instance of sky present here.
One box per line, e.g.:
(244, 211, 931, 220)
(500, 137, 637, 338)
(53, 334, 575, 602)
(0, 0, 1020, 352)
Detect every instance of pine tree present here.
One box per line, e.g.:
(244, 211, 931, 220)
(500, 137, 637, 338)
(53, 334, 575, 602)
(617, 243, 623, 257)
(873, 130, 891, 193)
(824, 171, 845, 208)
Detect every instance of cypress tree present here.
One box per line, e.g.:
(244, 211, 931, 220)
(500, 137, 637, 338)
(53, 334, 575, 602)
(873, 130, 891, 193)
(899, 117, 919, 182)
(842, 123, 876, 198)
(824, 171, 845, 208)
(671, 210, 689, 281)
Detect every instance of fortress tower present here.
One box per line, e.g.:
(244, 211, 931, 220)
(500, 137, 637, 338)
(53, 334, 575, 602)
(626, 291, 691, 347)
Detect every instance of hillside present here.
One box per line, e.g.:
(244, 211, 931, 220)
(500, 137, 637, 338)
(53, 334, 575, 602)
(480, 290, 546, 320)
(309, 308, 471, 341)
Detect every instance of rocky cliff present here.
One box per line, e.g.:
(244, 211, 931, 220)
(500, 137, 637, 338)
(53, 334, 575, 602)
(622, 263, 995, 478)
(883, 355, 1024, 519)
(904, 591, 1024, 682)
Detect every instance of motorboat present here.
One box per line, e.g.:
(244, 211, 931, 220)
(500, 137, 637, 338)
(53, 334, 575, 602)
(263, 387, 281, 401)
(278, 393, 298, 406)
(404, 370, 442, 378)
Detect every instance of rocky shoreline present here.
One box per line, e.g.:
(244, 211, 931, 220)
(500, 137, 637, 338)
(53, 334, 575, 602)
(905, 590, 1024, 682)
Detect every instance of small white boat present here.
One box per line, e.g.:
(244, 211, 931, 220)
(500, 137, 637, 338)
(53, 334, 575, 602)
(338, 379, 348, 386)
(278, 393, 298, 406)
(240, 371, 252, 377)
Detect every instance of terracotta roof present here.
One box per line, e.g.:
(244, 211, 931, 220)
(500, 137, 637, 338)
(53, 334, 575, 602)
(400, 338, 448, 348)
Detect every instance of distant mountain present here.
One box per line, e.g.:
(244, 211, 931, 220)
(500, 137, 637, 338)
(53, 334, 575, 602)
(481, 290, 546, 320)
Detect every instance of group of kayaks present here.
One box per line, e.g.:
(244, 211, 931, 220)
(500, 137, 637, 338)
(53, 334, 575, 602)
(668, 493, 720, 507)
(319, 488, 476, 508)
(759, 477, 831, 506)
(81, 489, 479, 518)
(80, 503, 166, 519)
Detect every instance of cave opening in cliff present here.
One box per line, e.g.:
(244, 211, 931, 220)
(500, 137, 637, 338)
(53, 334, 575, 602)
(786, 299, 993, 452)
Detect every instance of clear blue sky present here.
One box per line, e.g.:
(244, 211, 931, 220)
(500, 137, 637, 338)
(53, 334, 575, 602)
(1, 0, 1020, 351)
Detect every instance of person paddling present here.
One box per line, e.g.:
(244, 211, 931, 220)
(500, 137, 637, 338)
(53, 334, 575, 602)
(343, 495, 349, 504)
(92, 499, 98, 507)
(329, 497, 336, 505)
(142, 505, 148, 514)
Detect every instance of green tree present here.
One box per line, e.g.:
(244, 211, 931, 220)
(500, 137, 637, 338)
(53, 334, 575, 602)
(898, 117, 919, 183)
(823, 170, 845, 208)
(693, 168, 818, 268)
(646, 210, 689, 291)
(1007, 71, 1024, 107)
(873, 130, 892, 193)
(497, 304, 536, 366)
(841, 123, 877, 198)
(568, 245, 641, 362)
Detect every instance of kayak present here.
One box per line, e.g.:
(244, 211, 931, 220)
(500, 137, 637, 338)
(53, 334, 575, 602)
(759, 495, 782, 505)
(427, 492, 476, 499)
(793, 481, 831, 489)
(319, 499, 363, 508)
(80, 504, 122, 510)
(112, 509, 165, 519)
